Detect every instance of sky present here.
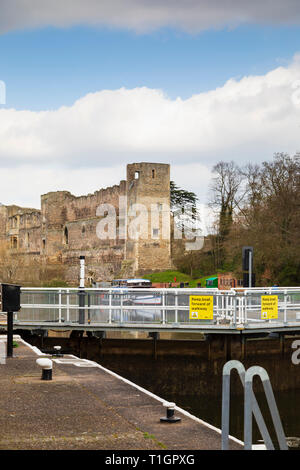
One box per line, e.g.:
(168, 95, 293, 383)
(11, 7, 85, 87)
(0, 0, 300, 233)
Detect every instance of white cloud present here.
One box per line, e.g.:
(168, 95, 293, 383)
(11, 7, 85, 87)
(0, 165, 125, 208)
(1, 0, 300, 34)
(0, 56, 300, 208)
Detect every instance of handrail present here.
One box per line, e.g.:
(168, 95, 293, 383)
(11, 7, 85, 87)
(244, 366, 288, 450)
(12, 287, 300, 329)
(222, 361, 274, 450)
(221, 360, 287, 450)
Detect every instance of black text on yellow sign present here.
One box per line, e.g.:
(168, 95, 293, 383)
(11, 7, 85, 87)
(261, 295, 278, 320)
(189, 295, 213, 320)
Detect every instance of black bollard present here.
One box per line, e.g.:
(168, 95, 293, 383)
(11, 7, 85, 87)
(160, 402, 181, 423)
(36, 358, 53, 380)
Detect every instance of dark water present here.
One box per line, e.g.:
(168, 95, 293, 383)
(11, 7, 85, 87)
(167, 388, 300, 446)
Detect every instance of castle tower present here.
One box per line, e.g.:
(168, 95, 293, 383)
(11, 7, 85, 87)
(125, 162, 171, 275)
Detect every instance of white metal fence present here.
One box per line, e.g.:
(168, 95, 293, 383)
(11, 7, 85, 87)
(11, 286, 300, 329)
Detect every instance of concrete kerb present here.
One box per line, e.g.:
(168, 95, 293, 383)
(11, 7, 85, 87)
(0, 334, 23, 364)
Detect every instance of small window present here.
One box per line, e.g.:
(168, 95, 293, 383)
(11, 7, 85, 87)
(64, 227, 69, 245)
(157, 203, 163, 212)
(42, 239, 46, 249)
(152, 169, 155, 178)
(82, 225, 86, 236)
(134, 171, 140, 179)
(152, 228, 159, 238)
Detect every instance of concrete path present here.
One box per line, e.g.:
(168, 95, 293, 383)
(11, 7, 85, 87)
(0, 339, 243, 450)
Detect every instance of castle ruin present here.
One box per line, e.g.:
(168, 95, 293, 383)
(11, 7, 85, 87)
(0, 163, 173, 284)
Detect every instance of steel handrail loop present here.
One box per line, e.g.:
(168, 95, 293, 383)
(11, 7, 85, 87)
(222, 360, 286, 450)
(244, 366, 288, 450)
(222, 360, 274, 450)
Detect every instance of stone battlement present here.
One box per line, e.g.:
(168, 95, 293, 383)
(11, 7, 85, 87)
(0, 163, 172, 284)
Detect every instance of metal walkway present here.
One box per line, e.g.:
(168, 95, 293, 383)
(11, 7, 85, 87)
(1, 286, 300, 334)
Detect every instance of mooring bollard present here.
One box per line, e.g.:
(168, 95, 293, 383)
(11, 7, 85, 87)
(52, 345, 63, 357)
(36, 358, 53, 380)
(160, 402, 181, 423)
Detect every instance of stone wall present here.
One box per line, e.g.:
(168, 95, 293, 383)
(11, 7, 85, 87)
(126, 163, 172, 274)
(0, 163, 173, 284)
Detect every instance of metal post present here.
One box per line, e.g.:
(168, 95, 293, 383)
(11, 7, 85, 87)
(108, 290, 112, 324)
(233, 295, 237, 326)
(79, 256, 85, 288)
(88, 293, 91, 324)
(284, 290, 287, 325)
(58, 289, 62, 323)
(221, 295, 225, 320)
(249, 251, 252, 288)
(175, 291, 178, 324)
(66, 289, 70, 322)
(78, 289, 85, 324)
(7, 311, 13, 357)
(78, 256, 85, 324)
(120, 290, 123, 323)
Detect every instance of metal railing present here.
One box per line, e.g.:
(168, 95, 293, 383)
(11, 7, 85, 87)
(222, 360, 288, 450)
(9, 286, 300, 329)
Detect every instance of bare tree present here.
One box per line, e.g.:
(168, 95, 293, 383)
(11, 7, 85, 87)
(209, 161, 245, 237)
(225, 153, 300, 285)
(208, 161, 245, 267)
(0, 240, 24, 282)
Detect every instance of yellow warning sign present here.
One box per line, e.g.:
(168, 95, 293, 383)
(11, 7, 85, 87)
(189, 296, 213, 320)
(261, 295, 278, 320)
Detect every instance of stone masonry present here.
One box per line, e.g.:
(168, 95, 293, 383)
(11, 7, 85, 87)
(0, 163, 172, 284)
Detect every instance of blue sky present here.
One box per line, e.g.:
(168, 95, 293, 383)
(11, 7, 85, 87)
(1, 25, 300, 110)
(0, 1, 300, 223)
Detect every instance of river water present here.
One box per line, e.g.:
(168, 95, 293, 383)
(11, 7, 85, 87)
(167, 388, 300, 446)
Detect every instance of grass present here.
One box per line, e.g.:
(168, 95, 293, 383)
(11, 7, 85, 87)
(143, 432, 167, 449)
(143, 270, 218, 288)
(40, 279, 69, 288)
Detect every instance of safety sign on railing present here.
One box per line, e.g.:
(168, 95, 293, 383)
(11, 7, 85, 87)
(189, 295, 213, 320)
(261, 295, 278, 320)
